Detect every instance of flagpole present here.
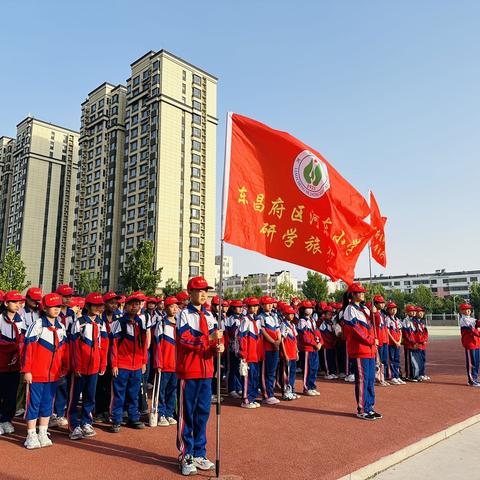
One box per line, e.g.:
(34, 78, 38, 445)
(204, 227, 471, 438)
(215, 112, 232, 479)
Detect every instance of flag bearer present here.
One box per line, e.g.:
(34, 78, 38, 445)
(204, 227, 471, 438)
(67, 293, 108, 440)
(176, 276, 224, 476)
(342, 283, 381, 421)
(0, 291, 26, 435)
(238, 297, 262, 408)
(459, 303, 480, 387)
(109, 292, 148, 432)
(22, 293, 69, 448)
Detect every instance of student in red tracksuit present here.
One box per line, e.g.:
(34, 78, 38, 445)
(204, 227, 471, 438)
(320, 306, 338, 380)
(373, 295, 390, 386)
(402, 305, 418, 381)
(0, 291, 26, 435)
(459, 303, 480, 387)
(279, 305, 299, 400)
(22, 293, 69, 449)
(415, 307, 430, 381)
(110, 292, 148, 432)
(238, 297, 262, 408)
(152, 296, 179, 426)
(67, 293, 109, 440)
(176, 276, 224, 476)
(342, 283, 381, 421)
(386, 303, 405, 385)
(297, 300, 321, 396)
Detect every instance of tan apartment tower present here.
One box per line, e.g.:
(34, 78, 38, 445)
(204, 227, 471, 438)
(1, 117, 79, 290)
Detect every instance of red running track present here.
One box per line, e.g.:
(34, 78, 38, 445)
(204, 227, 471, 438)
(0, 337, 477, 480)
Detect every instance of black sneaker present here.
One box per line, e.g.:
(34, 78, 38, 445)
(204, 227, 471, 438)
(127, 420, 145, 429)
(111, 423, 121, 433)
(356, 412, 376, 421)
(369, 411, 383, 419)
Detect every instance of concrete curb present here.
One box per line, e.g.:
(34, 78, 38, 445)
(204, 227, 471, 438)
(338, 413, 480, 480)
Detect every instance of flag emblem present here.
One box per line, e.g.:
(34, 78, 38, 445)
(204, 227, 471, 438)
(293, 150, 330, 198)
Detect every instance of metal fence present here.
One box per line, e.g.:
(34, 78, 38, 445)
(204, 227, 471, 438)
(425, 313, 459, 327)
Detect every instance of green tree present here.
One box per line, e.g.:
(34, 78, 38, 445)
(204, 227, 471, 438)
(412, 285, 434, 311)
(388, 289, 407, 313)
(470, 282, 480, 318)
(0, 244, 30, 292)
(302, 271, 328, 301)
(119, 240, 162, 295)
(275, 280, 297, 301)
(365, 283, 387, 299)
(78, 271, 101, 295)
(162, 278, 183, 297)
(222, 287, 236, 300)
(238, 279, 263, 299)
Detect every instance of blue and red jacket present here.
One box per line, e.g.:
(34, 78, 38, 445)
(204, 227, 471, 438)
(59, 307, 76, 334)
(280, 319, 298, 361)
(374, 311, 389, 345)
(176, 303, 220, 380)
(70, 315, 109, 375)
(20, 305, 41, 329)
(238, 314, 262, 363)
(319, 320, 337, 350)
(225, 314, 241, 353)
(152, 317, 176, 372)
(110, 314, 148, 370)
(401, 317, 417, 349)
(21, 316, 69, 382)
(258, 312, 281, 352)
(412, 318, 428, 350)
(460, 315, 480, 350)
(0, 312, 25, 372)
(342, 303, 376, 359)
(296, 317, 319, 352)
(386, 315, 402, 346)
(101, 309, 123, 335)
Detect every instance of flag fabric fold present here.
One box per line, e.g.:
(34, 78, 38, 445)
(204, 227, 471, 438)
(369, 190, 387, 267)
(223, 113, 375, 284)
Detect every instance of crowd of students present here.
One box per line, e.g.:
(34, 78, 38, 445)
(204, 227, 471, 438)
(0, 276, 477, 476)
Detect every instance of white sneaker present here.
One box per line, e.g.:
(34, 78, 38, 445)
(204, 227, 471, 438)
(54, 416, 68, 427)
(390, 378, 399, 385)
(241, 402, 257, 409)
(38, 431, 53, 447)
(167, 417, 177, 425)
(324, 374, 334, 380)
(180, 455, 197, 476)
(0, 424, 4, 435)
(399, 379, 407, 384)
(253, 401, 261, 407)
(346, 374, 355, 382)
(0, 421, 15, 434)
(158, 416, 170, 426)
(193, 456, 215, 471)
(69, 426, 84, 440)
(81, 424, 96, 437)
(338, 373, 346, 379)
(229, 391, 241, 399)
(331, 374, 338, 379)
(15, 408, 25, 417)
(303, 389, 316, 396)
(312, 389, 321, 396)
(263, 397, 280, 405)
(24, 432, 41, 449)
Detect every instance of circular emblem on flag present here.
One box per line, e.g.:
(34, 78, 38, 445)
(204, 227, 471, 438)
(292, 150, 330, 198)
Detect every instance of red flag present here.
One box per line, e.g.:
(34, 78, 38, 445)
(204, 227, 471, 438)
(223, 113, 375, 284)
(369, 191, 387, 267)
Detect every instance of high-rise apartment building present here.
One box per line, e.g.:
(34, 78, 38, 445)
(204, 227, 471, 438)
(0, 136, 15, 257)
(0, 117, 79, 290)
(72, 82, 127, 290)
(73, 50, 217, 290)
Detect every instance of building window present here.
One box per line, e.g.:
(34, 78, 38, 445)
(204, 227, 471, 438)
(193, 74, 201, 85)
(191, 222, 200, 233)
(192, 127, 201, 138)
(190, 237, 200, 247)
(191, 208, 200, 219)
(192, 140, 201, 151)
(192, 113, 201, 125)
(189, 266, 199, 276)
(192, 167, 200, 178)
(193, 87, 201, 98)
(191, 181, 200, 192)
(133, 76, 140, 86)
(192, 154, 201, 165)
(191, 194, 200, 206)
(190, 251, 200, 262)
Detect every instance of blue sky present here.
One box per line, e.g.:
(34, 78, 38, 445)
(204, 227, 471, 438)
(1, 0, 479, 281)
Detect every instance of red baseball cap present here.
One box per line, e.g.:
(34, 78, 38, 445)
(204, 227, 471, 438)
(4, 290, 25, 302)
(230, 300, 243, 307)
(26, 287, 43, 301)
(260, 296, 275, 304)
(103, 291, 120, 302)
(405, 305, 417, 313)
(301, 300, 313, 308)
(459, 303, 472, 311)
(85, 292, 105, 305)
(222, 300, 229, 307)
(146, 297, 157, 304)
(77, 297, 86, 308)
(125, 291, 146, 303)
(416, 306, 425, 312)
(155, 297, 164, 303)
(246, 297, 260, 306)
(387, 302, 397, 309)
(365, 301, 373, 310)
(118, 295, 126, 304)
(211, 295, 220, 305)
(56, 284, 73, 296)
(187, 276, 213, 291)
(43, 293, 63, 307)
(373, 295, 385, 303)
(347, 282, 366, 294)
(176, 291, 190, 302)
(164, 296, 179, 306)
(323, 305, 334, 312)
(283, 305, 296, 314)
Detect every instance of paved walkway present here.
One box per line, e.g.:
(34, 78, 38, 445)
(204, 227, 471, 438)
(376, 422, 480, 479)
